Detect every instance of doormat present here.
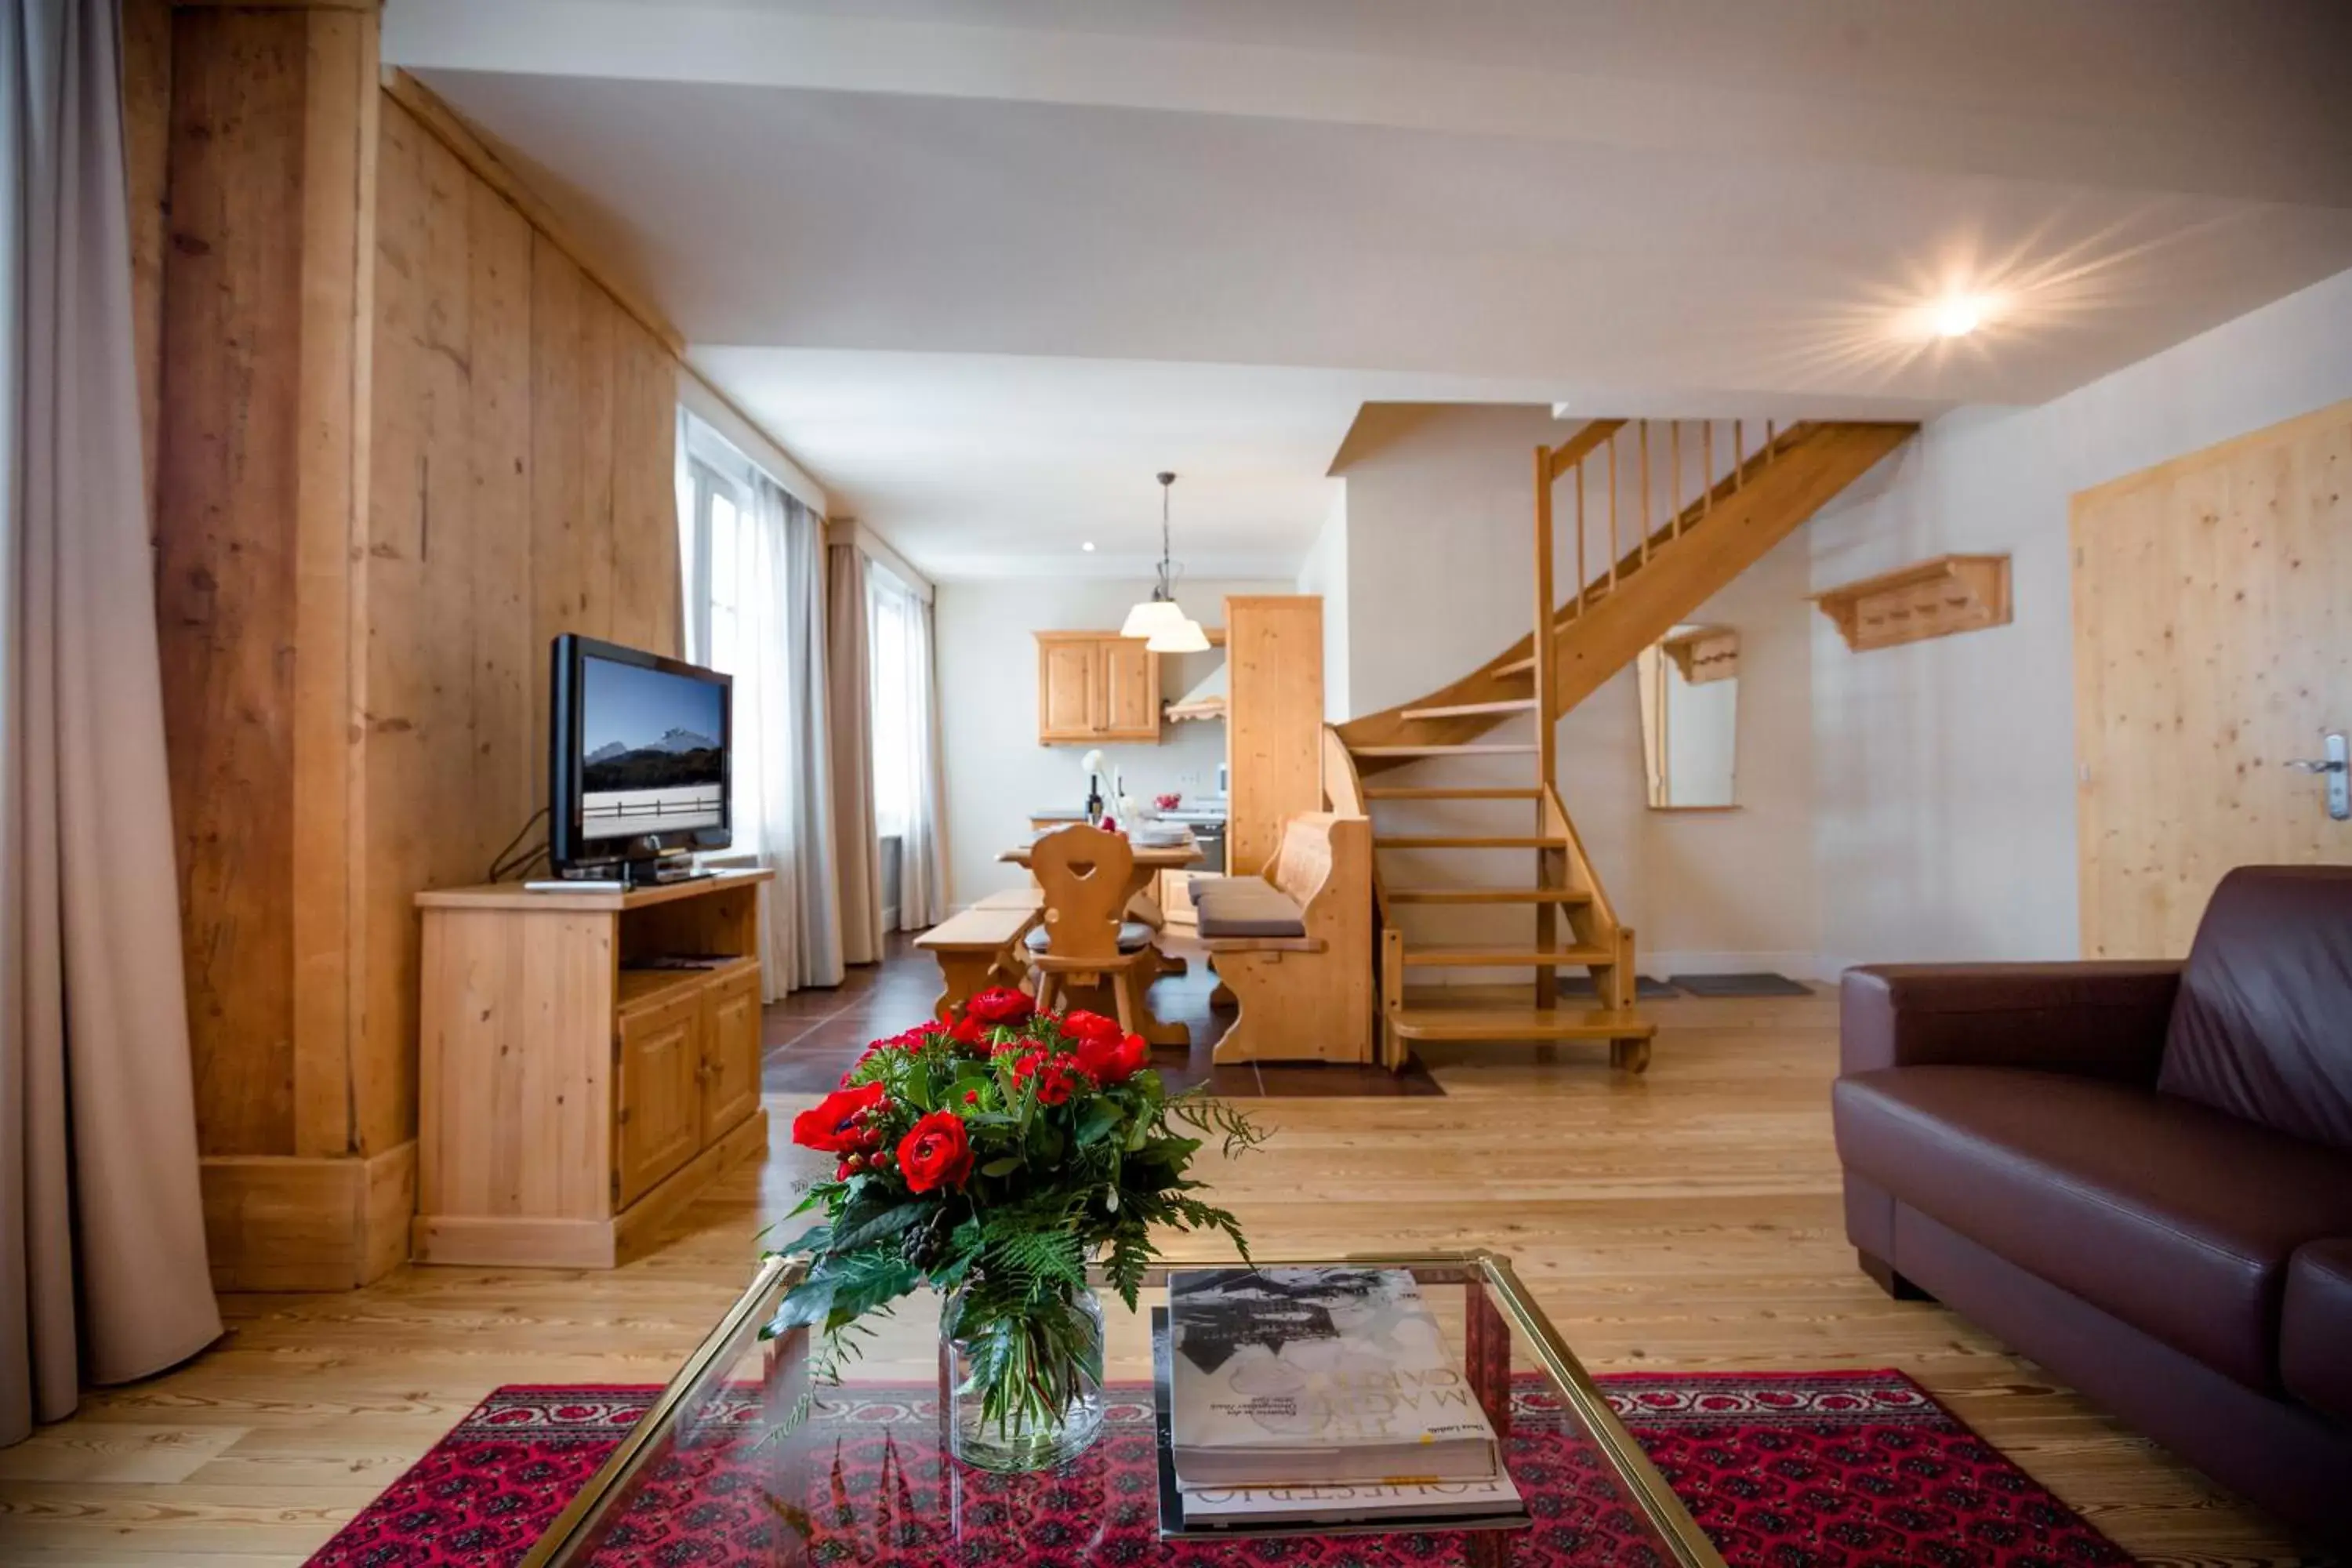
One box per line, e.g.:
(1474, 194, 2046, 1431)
(1668, 972, 1813, 997)
(304, 1370, 2132, 1566)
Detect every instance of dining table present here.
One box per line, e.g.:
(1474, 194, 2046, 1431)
(998, 825, 1201, 1047)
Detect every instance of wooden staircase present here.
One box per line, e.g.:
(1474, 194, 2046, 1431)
(1327, 417, 1916, 1072)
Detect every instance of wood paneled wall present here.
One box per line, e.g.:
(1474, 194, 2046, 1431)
(1226, 596, 1327, 876)
(150, 7, 687, 1289)
(155, 4, 376, 1165)
(362, 98, 684, 1164)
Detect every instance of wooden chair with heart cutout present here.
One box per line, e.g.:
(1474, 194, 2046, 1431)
(1022, 824, 1166, 1039)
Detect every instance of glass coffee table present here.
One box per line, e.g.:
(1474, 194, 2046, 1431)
(519, 1251, 1726, 1566)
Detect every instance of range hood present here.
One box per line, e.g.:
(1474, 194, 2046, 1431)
(1163, 659, 1226, 723)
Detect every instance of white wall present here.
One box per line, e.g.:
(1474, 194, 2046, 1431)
(1338, 405, 1823, 977)
(1811, 265, 2352, 968)
(935, 576, 1291, 907)
(1295, 488, 1351, 722)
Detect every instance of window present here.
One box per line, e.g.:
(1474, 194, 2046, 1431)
(678, 416, 764, 838)
(868, 566, 918, 838)
(680, 421, 757, 670)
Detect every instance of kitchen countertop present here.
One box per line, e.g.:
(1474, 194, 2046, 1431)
(1030, 805, 1228, 824)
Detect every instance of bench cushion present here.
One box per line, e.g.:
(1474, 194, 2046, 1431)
(1835, 1065, 2352, 1393)
(1192, 875, 1307, 939)
(1025, 921, 1152, 956)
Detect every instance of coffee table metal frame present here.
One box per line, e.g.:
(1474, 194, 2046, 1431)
(517, 1249, 1726, 1568)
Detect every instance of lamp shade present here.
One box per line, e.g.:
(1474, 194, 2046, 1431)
(1146, 616, 1211, 654)
(1120, 597, 1188, 640)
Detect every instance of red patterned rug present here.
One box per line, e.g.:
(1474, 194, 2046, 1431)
(307, 1371, 2132, 1566)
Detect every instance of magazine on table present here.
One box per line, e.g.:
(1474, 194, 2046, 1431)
(1152, 1307, 1526, 1534)
(1164, 1266, 1503, 1488)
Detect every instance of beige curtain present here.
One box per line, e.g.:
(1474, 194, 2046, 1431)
(827, 540, 884, 963)
(2, 0, 221, 1443)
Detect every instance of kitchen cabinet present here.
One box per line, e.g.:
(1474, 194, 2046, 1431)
(1035, 632, 1161, 744)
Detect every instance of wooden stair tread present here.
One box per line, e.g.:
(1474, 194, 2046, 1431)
(1399, 946, 1612, 967)
(1491, 655, 1535, 677)
(1399, 698, 1538, 720)
(1374, 835, 1567, 849)
(1362, 787, 1542, 800)
(1388, 1003, 1654, 1042)
(1351, 743, 1539, 757)
(1386, 886, 1592, 904)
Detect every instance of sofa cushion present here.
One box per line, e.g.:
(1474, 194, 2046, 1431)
(1835, 1065, 2352, 1392)
(2158, 865, 2352, 1152)
(2282, 1240, 2352, 1422)
(1191, 877, 1307, 940)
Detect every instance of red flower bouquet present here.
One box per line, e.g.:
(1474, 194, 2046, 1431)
(765, 989, 1264, 1471)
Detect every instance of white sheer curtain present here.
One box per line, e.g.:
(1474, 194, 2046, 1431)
(717, 472, 843, 999)
(869, 568, 949, 929)
(2, 0, 220, 1443)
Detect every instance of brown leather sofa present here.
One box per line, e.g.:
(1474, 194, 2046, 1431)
(1835, 866, 2352, 1546)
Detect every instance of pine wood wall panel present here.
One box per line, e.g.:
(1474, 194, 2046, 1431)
(2074, 399, 2352, 959)
(611, 314, 684, 657)
(465, 182, 540, 866)
(158, 59, 699, 1283)
(155, 9, 311, 1157)
(1226, 596, 1327, 877)
(289, 5, 377, 1158)
(356, 100, 685, 1173)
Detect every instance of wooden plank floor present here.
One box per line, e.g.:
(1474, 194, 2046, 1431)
(0, 963, 2324, 1564)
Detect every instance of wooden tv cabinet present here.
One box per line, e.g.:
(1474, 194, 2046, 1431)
(411, 869, 773, 1269)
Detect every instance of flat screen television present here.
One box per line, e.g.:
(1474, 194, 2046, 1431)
(549, 634, 732, 877)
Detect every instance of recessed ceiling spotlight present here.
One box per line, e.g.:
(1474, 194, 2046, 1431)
(1931, 294, 1987, 338)
(1081, 541, 1095, 552)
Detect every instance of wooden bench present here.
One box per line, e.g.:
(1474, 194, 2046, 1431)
(974, 886, 1044, 913)
(914, 906, 1039, 1022)
(1198, 812, 1374, 1065)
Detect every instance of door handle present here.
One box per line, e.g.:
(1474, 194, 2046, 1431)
(2285, 731, 2350, 821)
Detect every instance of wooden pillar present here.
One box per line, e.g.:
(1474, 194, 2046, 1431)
(152, 0, 405, 1291)
(1225, 597, 1326, 877)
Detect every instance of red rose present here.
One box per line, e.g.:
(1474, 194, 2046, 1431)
(948, 1014, 987, 1048)
(896, 1110, 974, 1193)
(793, 1082, 887, 1154)
(1076, 1029, 1150, 1084)
(1062, 1010, 1121, 1043)
(1011, 1049, 1083, 1105)
(965, 987, 1034, 1028)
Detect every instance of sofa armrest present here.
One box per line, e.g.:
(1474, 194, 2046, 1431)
(1839, 963, 2181, 1083)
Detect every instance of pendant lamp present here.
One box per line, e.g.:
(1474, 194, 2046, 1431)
(1122, 473, 1207, 650)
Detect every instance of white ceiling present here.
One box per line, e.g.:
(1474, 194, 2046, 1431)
(385, 0, 2352, 579)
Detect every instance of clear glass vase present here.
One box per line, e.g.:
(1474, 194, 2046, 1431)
(938, 1283, 1105, 1472)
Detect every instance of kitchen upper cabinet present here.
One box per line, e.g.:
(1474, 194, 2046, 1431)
(1102, 639, 1158, 735)
(1036, 631, 1161, 745)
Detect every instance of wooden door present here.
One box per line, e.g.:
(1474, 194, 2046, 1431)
(613, 989, 703, 1207)
(1037, 637, 1100, 742)
(2073, 399, 2352, 959)
(1099, 638, 1160, 739)
(698, 964, 762, 1143)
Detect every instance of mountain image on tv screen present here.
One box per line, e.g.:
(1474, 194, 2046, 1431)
(578, 656, 726, 840)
